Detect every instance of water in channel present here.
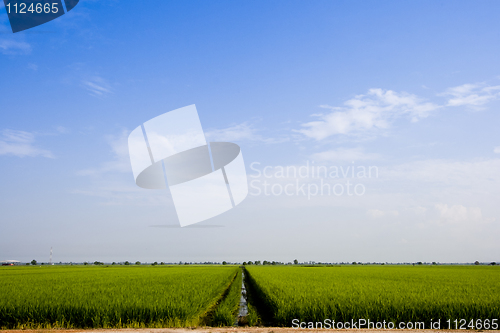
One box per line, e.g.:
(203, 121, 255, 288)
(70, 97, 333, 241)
(236, 270, 248, 325)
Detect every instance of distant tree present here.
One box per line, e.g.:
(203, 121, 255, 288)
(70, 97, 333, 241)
(31, 260, 37, 265)
(490, 262, 497, 266)
(432, 262, 437, 265)
(474, 261, 480, 265)
(294, 259, 299, 265)
(247, 261, 253, 265)
(112, 262, 116, 265)
(25, 263, 30, 265)
(243, 262, 247, 265)
(417, 262, 423, 265)
(124, 261, 130, 265)
(160, 262, 165, 265)
(222, 261, 227, 265)
(152, 262, 158, 266)
(135, 261, 141, 265)
(83, 262, 88, 265)
(352, 262, 357, 265)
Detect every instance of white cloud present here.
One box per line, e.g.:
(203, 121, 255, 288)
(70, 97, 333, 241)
(494, 146, 500, 154)
(205, 122, 288, 144)
(385, 158, 500, 186)
(374, 158, 500, 230)
(411, 206, 428, 216)
(75, 130, 174, 206)
(78, 124, 282, 180)
(0, 39, 31, 55)
(441, 83, 500, 109)
(55, 126, 70, 134)
(310, 147, 380, 162)
(205, 123, 256, 142)
(0, 129, 53, 158)
(297, 89, 440, 140)
(72, 183, 170, 207)
(297, 80, 500, 142)
(77, 129, 131, 176)
(81, 76, 112, 97)
(367, 209, 399, 218)
(435, 204, 492, 225)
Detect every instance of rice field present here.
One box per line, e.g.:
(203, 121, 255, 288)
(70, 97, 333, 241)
(2, 264, 499, 329)
(0, 265, 239, 329)
(244, 265, 500, 327)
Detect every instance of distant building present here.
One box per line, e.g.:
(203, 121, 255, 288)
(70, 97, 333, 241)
(1, 260, 20, 266)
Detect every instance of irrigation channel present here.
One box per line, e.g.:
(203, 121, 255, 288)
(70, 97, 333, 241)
(202, 267, 251, 327)
(236, 270, 249, 325)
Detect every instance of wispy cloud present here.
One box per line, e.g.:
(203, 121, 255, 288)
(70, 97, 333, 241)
(205, 122, 288, 144)
(297, 89, 440, 140)
(75, 129, 173, 206)
(297, 80, 500, 141)
(367, 209, 399, 218)
(0, 39, 31, 55)
(55, 126, 70, 134)
(441, 83, 500, 109)
(77, 129, 131, 176)
(385, 158, 500, 186)
(310, 147, 380, 162)
(435, 204, 493, 225)
(72, 183, 170, 207)
(0, 129, 53, 158)
(81, 76, 112, 97)
(494, 146, 500, 154)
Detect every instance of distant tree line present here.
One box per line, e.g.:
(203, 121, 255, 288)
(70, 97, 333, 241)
(23, 259, 498, 266)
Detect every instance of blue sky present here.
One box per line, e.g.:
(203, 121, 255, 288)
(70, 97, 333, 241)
(1, 0, 500, 263)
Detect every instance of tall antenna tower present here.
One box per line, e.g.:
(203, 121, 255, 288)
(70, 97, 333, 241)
(49, 247, 53, 265)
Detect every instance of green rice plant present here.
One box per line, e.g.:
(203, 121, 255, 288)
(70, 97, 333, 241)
(208, 268, 242, 326)
(245, 265, 500, 327)
(245, 302, 261, 326)
(0, 265, 238, 329)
